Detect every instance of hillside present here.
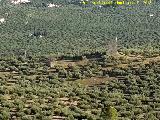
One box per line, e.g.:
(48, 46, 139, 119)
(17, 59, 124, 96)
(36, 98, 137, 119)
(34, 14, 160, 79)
(0, 52, 160, 119)
(0, 0, 159, 56)
(0, 0, 160, 120)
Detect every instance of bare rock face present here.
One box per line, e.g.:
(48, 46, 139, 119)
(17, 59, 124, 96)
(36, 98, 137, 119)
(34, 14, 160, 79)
(46, 56, 56, 68)
(11, 0, 31, 4)
(47, 3, 61, 8)
(0, 18, 5, 24)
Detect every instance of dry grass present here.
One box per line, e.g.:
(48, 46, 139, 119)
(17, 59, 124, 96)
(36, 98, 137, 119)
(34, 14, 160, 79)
(77, 77, 115, 86)
(0, 71, 10, 77)
(116, 64, 128, 69)
(52, 59, 89, 68)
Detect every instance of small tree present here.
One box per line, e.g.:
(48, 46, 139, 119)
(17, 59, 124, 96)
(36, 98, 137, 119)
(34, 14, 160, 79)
(102, 106, 118, 120)
(0, 109, 10, 120)
(107, 106, 118, 120)
(67, 114, 74, 120)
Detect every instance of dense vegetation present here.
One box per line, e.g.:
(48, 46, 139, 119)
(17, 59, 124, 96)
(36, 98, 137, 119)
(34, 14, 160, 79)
(0, 0, 160, 56)
(0, 0, 160, 120)
(0, 51, 160, 119)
